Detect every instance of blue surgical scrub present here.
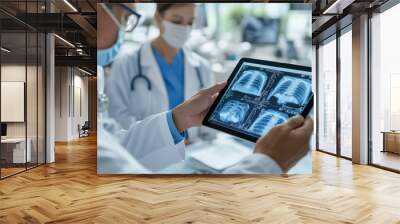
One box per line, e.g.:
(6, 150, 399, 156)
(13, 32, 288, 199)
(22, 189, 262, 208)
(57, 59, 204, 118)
(152, 47, 185, 109)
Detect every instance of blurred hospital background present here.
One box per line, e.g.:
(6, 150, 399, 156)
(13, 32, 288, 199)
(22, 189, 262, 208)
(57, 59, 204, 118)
(119, 3, 312, 82)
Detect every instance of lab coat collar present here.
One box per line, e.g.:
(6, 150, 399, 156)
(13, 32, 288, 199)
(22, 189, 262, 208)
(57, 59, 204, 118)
(182, 46, 201, 68)
(141, 42, 200, 68)
(140, 41, 202, 102)
(140, 42, 169, 110)
(183, 47, 202, 100)
(140, 41, 157, 67)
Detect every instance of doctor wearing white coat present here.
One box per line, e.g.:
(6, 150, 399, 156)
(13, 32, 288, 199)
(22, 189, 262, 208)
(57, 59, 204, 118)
(97, 3, 314, 174)
(107, 3, 215, 142)
(97, 3, 190, 172)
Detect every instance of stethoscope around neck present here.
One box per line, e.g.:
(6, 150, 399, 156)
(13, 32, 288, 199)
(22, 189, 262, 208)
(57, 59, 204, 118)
(130, 47, 204, 91)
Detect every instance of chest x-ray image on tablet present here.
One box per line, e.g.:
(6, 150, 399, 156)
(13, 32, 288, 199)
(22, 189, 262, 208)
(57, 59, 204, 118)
(203, 58, 313, 142)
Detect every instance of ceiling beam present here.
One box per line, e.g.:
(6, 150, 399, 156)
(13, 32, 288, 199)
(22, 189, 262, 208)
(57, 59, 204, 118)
(323, 0, 356, 14)
(67, 14, 97, 39)
(55, 55, 96, 69)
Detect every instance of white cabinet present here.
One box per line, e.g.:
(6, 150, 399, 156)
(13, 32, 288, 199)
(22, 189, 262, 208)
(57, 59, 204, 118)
(1, 138, 32, 163)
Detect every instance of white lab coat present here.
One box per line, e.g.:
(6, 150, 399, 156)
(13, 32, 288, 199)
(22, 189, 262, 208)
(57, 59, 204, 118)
(98, 66, 185, 172)
(98, 112, 185, 173)
(106, 42, 215, 142)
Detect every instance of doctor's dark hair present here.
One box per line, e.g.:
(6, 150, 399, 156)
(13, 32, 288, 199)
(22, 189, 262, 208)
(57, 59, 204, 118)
(156, 3, 194, 15)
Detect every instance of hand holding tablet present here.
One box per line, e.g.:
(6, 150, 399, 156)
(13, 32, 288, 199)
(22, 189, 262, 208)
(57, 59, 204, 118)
(203, 58, 313, 143)
(254, 115, 313, 172)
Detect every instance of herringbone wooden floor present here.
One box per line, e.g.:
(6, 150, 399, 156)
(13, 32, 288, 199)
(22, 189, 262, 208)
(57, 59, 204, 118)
(1, 135, 400, 224)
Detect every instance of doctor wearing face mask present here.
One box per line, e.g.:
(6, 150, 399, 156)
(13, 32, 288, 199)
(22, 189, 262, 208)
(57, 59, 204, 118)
(106, 3, 215, 143)
(97, 3, 314, 174)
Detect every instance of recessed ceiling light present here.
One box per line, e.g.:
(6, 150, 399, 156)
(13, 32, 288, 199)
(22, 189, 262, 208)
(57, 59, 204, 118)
(1, 47, 11, 53)
(322, 0, 353, 15)
(78, 67, 92, 76)
(63, 0, 78, 12)
(54, 34, 75, 48)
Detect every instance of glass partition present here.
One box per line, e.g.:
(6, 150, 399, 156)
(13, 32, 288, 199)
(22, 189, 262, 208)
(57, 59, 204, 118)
(38, 32, 45, 165)
(1, 30, 28, 177)
(0, 0, 46, 179)
(27, 31, 38, 169)
(26, 0, 46, 169)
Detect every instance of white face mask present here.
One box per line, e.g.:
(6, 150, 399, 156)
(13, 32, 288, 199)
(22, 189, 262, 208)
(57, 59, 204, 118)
(161, 20, 192, 49)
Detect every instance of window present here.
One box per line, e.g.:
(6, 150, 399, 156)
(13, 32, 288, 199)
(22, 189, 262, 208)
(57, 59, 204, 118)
(317, 37, 337, 154)
(339, 29, 352, 158)
(370, 3, 400, 171)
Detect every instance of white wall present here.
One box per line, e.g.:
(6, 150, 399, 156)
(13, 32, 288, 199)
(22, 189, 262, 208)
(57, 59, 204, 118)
(54, 67, 89, 141)
(55, 66, 68, 141)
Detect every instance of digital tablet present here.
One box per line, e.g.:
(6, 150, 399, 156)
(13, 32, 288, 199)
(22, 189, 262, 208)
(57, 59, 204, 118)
(203, 58, 313, 143)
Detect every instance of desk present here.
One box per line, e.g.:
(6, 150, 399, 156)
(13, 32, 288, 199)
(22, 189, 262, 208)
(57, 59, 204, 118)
(1, 138, 31, 164)
(381, 131, 400, 154)
(162, 133, 312, 174)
